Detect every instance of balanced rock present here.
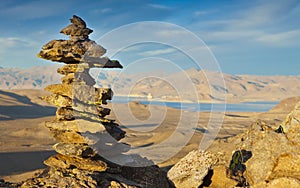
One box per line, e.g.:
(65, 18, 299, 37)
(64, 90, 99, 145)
(22, 15, 174, 188)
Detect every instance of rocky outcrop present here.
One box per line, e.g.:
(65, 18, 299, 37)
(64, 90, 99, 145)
(282, 100, 300, 133)
(21, 15, 173, 188)
(226, 101, 300, 187)
(167, 150, 220, 188)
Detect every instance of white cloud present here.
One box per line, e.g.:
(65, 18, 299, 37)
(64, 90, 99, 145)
(92, 8, 112, 14)
(196, 1, 300, 48)
(0, 37, 28, 47)
(138, 48, 176, 56)
(121, 45, 143, 52)
(194, 11, 208, 16)
(148, 4, 172, 10)
(226, 0, 298, 29)
(194, 10, 217, 16)
(101, 8, 112, 13)
(1, 1, 69, 20)
(0, 37, 37, 55)
(157, 29, 189, 38)
(200, 30, 261, 41)
(256, 30, 300, 46)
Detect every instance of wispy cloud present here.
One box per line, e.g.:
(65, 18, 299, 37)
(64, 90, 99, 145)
(256, 30, 300, 46)
(215, 1, 296, 29)
(197, 0, 300, 48)
(199, 30, 261, 41)
(0, 37, 30, 48)
(194, 10, 217, 16)
(148, 3, 173, 10)
(91, 8, 112, 14)
(121, 45, 143, 52)
(138, 48, 176, 56)
(157, 29, 188, 38)
(0, 1, 69, 20)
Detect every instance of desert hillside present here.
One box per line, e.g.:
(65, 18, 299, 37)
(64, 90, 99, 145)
(1, 66, 300, 102)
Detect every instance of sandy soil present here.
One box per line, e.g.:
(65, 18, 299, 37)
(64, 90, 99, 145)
(0, 89, 294, 183)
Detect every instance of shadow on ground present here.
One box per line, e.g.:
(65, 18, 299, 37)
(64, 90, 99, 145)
(0, 150, 56, 176)
(0, 90, 56, 120)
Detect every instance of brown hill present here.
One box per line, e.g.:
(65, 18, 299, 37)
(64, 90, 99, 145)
(269, 96, 300, 113)
(1, 66, 300, 103)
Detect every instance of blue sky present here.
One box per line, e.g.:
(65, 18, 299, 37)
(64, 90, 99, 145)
(0, 0, 299, 75)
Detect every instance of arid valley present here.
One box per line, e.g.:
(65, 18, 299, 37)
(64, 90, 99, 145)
(1, 86, 300, 187)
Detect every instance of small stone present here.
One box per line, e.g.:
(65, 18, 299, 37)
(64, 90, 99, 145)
(70, 15, 87, 28)
(38, 39, 106, 63)
(45, 83, 73, 98)
(44, 154, 107, 172)
(57, 64, 89, 75)
(61, 73, 76, 84)
(42, 94, 72, 107)
(53, 143, 96, 157)
(60, 15, 93, 39)
(45, 84, 112, 105)
(56, 107, 75, 120)
(50, 129, 89, 144)
(45, 119, 106, 133)
(60, 24, 92, 38)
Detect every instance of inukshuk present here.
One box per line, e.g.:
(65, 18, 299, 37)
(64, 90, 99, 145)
(22, 15, 173, 188)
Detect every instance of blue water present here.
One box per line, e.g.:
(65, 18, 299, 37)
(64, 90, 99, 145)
(111, 96, 278, 112)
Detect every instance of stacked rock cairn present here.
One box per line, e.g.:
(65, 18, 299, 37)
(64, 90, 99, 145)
(22, 15, 173, 188)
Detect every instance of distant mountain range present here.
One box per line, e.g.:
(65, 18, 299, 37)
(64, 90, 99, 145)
(1, 65, 300, 103)
(0, 65, 62, 89)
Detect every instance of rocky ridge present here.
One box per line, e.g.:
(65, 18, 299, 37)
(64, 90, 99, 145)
(167, 100, 300, 187)
(217, 101, 300, 187)
(21, 15, 173, 188)
(226, 100, 300, 187)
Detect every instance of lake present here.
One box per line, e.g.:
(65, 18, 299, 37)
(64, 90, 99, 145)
(111, 96, 278, 112)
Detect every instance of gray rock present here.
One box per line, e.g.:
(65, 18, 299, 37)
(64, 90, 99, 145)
(167, 150, 219, 188)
